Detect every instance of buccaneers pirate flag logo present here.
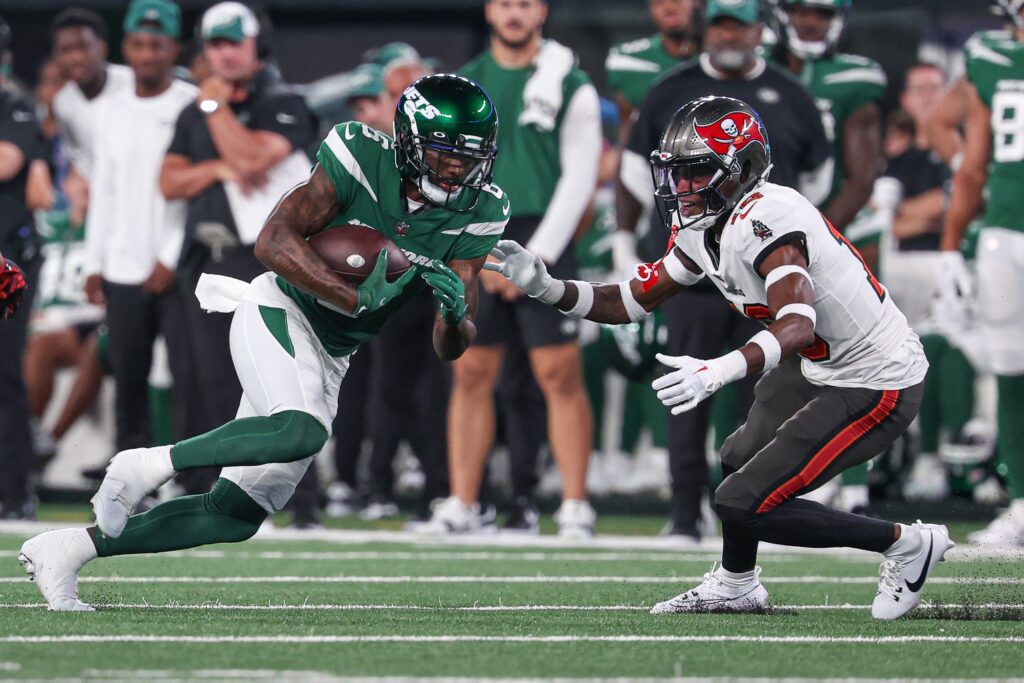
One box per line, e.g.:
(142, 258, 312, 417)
(694, 111, 768, 156)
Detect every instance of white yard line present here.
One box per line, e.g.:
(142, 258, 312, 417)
(3, 634, 1023, 644)
(0, 574, 1018, 585)
(0, 520, 1020, 560)
(1, 602, 1022, 612)
(63, 675, 1024, 683)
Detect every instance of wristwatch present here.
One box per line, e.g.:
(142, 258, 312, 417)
(199, 98, 222, 115)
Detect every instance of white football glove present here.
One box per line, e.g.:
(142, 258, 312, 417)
(652, 352, 746, 415)
(931, 251, 975, 339)
(482, 240, 565, 304)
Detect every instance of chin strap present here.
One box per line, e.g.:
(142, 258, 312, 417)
(634, 222, 681, 294)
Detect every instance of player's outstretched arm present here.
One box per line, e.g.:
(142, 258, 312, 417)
(652, 244, 815, 415)
(428, 256, 484, 361)
(254, 163, 360, 314)
(483, 240, 695, 324)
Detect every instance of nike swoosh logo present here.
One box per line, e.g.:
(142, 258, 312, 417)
(905, 535, 933, 593)
(344, 124, 356, 140)
(276, 112, 297, 124)
(502, 202, 510, 217)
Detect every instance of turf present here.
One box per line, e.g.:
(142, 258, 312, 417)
(1, 521, 1022, 680)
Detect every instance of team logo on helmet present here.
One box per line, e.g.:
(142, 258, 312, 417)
(694, 112, 767, 156)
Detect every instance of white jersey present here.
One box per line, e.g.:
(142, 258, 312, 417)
(53, 63, 134, 179)
(83, 79, 197, 284)
(674, 182, 927, 390)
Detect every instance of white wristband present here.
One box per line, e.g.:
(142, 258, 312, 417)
(714, 349, 749, 387)
(537, 278, 565, 305)
(765, 265, 812, 290)
(776, 303, 817, 326)
(748, 329, 782, 372)
(618, 280, 649, 322)
(564, 280, 594, 319)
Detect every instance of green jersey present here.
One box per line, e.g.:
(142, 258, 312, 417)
(277, 121, 510, 357)
(459, 50, 591, 217)
(966, 30, 1024, 232)
(783, 52, 887, 203)
(605, 34, 681, 108)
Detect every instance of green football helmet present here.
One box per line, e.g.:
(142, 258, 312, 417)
(767, 0, 851, 60)
(994, 0, 1024, 29)
(394, 74, 499, 212)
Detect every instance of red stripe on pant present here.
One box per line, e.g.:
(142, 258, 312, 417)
(755, 389, 901, 513)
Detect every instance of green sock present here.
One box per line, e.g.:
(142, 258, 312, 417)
(918, 335, 946, 454)
(148, 385, 176, 446)
(170, 410, 327, 470)
(996, 375, 1024, 500)
(940, 345, 975, 437)
(92, 479, 267, 557)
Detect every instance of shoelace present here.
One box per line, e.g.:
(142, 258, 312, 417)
(876, 559, 902, 600)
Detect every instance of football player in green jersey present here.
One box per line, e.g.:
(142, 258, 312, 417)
(768, 0, 886, 513)
(941, 0, 1024, 546)
(767, 0, 886, 257)
(19, 74, 510, 610)
(606, 0, 701, 142)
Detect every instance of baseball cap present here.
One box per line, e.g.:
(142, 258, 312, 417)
(201, 1, 260, 43)
(124, 0, 181, 39)
(346, 63, 385, 101)
(705, 0, 762, 24)
(365, 42, 421, 68)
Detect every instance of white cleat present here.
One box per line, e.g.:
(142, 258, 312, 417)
(18, 529, 97, 612)
(872, 521, 955, 620)
(967, 501, 1024, 546)
(91, 445, 175, 538)
(416, 495, 489, 535)
(651, 564, 768, 614)
(555, 499, 596, 539)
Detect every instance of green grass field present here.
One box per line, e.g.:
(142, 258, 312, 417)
(1, 514, 1022, 681)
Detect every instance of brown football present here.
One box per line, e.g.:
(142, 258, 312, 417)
(307, 225, 412, 284)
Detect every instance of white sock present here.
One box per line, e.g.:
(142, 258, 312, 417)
(884, 523, 922, 560)
(716, 565, 758, 588)
(1009, 499, 1024, 519)
(140, 444, 176, 481)
(67, 528, 98, 568)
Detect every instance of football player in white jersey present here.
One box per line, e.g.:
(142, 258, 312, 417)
(486, 96, 951, 620)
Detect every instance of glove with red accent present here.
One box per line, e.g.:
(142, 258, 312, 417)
(0, 257, 27, 320)
(652, 351, 747, 415)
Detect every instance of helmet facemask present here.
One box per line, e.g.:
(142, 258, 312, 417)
(398, 128, 496, 212)
(994, 0, 1024, 30)
(651, 153, 738, 233)
(770, 0, 847, 60)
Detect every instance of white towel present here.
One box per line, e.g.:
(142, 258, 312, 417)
(194, 273, 252, 313)
(518, 40, 575, 132)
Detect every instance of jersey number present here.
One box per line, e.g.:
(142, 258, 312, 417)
(992, 91, 1024, 163)
(820, 212, 886, 303)
(741, 303, 831, 363)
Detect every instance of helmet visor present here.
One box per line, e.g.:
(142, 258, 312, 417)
(418, 137, 495, 192)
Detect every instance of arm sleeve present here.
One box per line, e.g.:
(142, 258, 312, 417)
(157, 199, 186, 269)
(525, 84, 602, 263)
(82, 126, 114, 276)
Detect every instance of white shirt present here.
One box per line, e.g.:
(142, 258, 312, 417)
(674, 182, 928, 390)
(84, 79, 197, 285)
(53, 63, 134, 179)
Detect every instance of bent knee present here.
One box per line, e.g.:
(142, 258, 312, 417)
(271, 410, 328, 461)
(207, 478, 269, 541)
(714, 475, 760, 520)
